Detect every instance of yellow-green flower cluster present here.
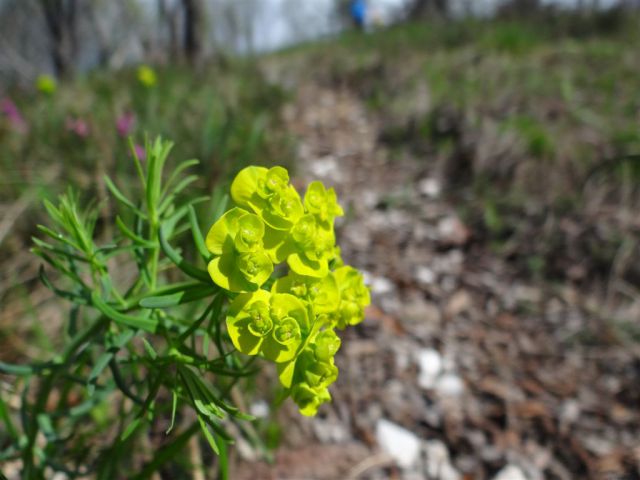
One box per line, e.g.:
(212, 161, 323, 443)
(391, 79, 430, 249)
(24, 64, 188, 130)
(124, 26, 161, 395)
(36, 74, 57, 95)
(206, 166, 370, 416)
(137, 65, 157, 88)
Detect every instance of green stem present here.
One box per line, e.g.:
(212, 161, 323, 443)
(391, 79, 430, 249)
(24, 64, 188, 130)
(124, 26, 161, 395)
(22, 316, 107, 478)
(148, 221, 160, 290)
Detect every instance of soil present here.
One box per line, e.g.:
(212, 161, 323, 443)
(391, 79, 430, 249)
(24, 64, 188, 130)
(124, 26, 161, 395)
(232, 77, 640, 480)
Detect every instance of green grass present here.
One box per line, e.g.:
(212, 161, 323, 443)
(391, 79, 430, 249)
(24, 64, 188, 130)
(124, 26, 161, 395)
(0, 61, 291, 201)
(0, 61, 294, 274)
(276, 15, 640, 205)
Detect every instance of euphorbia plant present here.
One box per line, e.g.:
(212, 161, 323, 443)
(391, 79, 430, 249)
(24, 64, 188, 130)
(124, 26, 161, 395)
(0, 138, 368, 478)
(211, 165, 369, 415)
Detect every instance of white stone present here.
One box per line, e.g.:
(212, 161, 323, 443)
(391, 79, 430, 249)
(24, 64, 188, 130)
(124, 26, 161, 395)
(416, 349, 443, 389)
(376, 419, 422, 469)
(492, 465, 528, 480)
(435, 374, 465, 397)
(249, 400, 269, 419)
(560, 399, 580, 425)
(309, 156, 339, 179)
(415, 266, 436, 285)
(312, 419, 349, 443)
(436, 216, 470, 246)
(419, 177, 442, 198)
(438, 217, 459, 238)
(361, 189, 379, 208)
(369, 275, 395, 295)
(424, 440, 461, 480)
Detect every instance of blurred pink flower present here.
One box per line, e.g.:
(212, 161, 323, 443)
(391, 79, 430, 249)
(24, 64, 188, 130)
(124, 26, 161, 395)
(133, 144, 146, 161)
(66, 117, 90, 138)
(1, 97, 28, 132)
(116, 111, 136, 137)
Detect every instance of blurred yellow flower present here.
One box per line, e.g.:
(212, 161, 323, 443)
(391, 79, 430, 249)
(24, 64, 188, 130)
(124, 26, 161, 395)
(36, 74, 57, 95)
(137, 65, 157, 88)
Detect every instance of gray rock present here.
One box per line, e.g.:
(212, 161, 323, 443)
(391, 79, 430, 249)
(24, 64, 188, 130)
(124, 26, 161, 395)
(435, 374, 465, 398)
(375, 419, 422, 469)
(416, 348, 443, 390)
(424, 440, 461, 480)
(492, 465, 529, 480)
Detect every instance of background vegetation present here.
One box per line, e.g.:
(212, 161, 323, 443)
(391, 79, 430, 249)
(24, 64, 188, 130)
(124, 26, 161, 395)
(2, 0, 640, 478)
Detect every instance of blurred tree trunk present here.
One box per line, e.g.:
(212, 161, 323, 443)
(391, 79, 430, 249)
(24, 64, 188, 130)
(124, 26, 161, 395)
(408, 0, 448, 18)
(181, 0, 204, 65)
(509, 0, 540, 12)
(159, 0, 180, 62)
(38, 0, 77, 77)
(497, 0, 541, 16)
(89, 0, 113, 68)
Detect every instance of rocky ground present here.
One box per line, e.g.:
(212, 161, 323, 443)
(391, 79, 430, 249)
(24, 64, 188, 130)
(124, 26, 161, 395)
(232, 79, 640, 480)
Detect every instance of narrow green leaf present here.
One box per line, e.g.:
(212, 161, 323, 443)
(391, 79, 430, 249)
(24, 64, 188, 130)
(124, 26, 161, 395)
(161, 159, 200, 199)
(157, 175, 199, 214)
(91, 292, 157, 333)
(64, 206, 93, 254)
(87, 352, 113, 395)
(182, 365, 247, 419)
(188, 205, 210, 261)
(120, 417, 142, 441)
(36, 414, 56, 441)
(32, 237, 89, 262)
(211, 189, 229, 223)
(87, 329, 136, 395)
(36, 225, 82, 251)
(109, 329, 137, 349)
(197, 416, 220, 455)
(218, 434, 229, 480)
(101, 244, 153, 259)
(207, 419, 234, 444)
(146, 138, 173, 217)
(0, 446, 19, 463)
(139, 283, 216, 309)
(116, 216, 156, 248)
(104, 176, 147, 218)
(178, 367, 224, 419)
(39, 266, 88, 304)
(109, 359, 144, 405)
(0, 393, 18, 439)
(123, 281, 203, 310)
(161, 196, 209, 238)
(139, 292, 184, 308)
(0, 361, 39, 376)
(158, 226, 211, 282)
(141, 338, 158, 360)
(203, 333, 210, 357)
(69, 393, 106, 418)
(194, 398, 224, 420)
(34, 249, 91, 290)
(166, 390, 178, 434)
(43, 198, 62, 224)
(128, 137, 147, 189)
(177, 294, 222, 343)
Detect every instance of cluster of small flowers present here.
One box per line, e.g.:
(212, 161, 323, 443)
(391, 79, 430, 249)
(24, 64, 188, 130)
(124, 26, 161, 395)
(137, 65, 157, 88)
(36, 74, 57, 96)
(206, 166, 370, 415)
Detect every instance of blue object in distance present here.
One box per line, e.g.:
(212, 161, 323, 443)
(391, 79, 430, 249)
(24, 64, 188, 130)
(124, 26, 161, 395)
(350, 0, 367, 27)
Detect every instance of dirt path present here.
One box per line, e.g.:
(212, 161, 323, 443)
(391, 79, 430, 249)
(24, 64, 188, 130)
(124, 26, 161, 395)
(234, 81, 640, 480)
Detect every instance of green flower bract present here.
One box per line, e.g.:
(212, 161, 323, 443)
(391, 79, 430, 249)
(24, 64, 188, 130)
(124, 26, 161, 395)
(207, 165, 370, 415)
(206, 208, 273, 292)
